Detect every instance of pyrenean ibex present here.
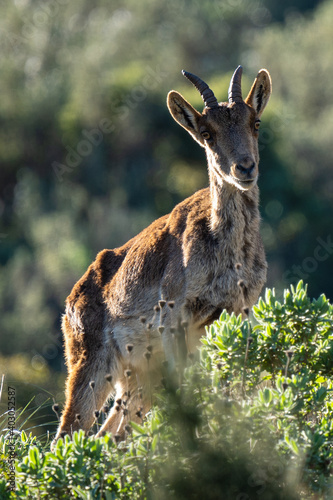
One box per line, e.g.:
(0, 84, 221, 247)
(53, 66, 271, 443)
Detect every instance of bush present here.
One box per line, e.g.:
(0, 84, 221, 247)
(1, 281, 332, 498)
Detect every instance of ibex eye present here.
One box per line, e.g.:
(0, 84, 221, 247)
(202, 131, 211, 140)
(254, 120, 261, 131)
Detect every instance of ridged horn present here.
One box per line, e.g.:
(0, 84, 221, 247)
(182, 70, 218, 109)
(228, 65, 243, 103)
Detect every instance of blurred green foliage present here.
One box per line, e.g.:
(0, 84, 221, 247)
(0, 0, 332, 399)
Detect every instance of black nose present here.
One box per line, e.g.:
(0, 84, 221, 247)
(235, 162, 256, 176)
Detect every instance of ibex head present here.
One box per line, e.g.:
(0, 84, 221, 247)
(167, 66, 272, 191)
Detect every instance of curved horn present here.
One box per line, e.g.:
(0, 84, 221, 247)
(228, 65, 243, 103)
(182, 70, 218, 108)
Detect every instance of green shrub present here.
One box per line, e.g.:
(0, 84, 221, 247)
(0, 281, 332, 498)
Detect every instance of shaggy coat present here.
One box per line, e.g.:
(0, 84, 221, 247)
(53, 66, 272, 442)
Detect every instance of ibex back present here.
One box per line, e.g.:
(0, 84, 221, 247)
(53, 66, 272, 443)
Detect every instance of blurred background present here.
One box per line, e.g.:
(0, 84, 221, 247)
(0, 0, 332, 436)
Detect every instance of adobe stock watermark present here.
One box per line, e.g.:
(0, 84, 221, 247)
(21, 0, 69, 41)
(258, 103, 295, 153)
(282, 235, 333, 284)
(114, 65, 168, 120)
(1, 0, 69, 54)
(52, 64, 168, 182)
(52, 118, 114, 182)
(169, 0, 272, 30)
(6, 384, 16, 493)
(235, 457, 285, 499)
(212, 0, 272, 28)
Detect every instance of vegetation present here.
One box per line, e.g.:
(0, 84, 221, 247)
(0, 1, 333, 497)
(1, 1, 333, 363)
(1, 282, 332, 498)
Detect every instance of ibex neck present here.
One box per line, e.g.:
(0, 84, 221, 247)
(209, 174, 260, 235)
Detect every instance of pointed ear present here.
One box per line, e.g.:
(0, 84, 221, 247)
(245, 69, 272, 117)
(167, 91, 205, 147)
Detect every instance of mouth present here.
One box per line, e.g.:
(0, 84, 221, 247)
(238, 178, 255, 185)
(231, 176, 257, 189)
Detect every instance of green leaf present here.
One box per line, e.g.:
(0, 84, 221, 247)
(28, 446, 40, 468)
(285, 436, 299, 455)
(151, 434, 158, 452)
(315, 386, 327, 404)
(21, 431, 27, 443)
(130, 421, 146, 435)
(262, 388, 273, 405)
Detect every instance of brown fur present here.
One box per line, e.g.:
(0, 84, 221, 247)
(53, 68, 272, 444)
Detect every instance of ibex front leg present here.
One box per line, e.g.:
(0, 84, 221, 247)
(96, 371, 151, 439)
